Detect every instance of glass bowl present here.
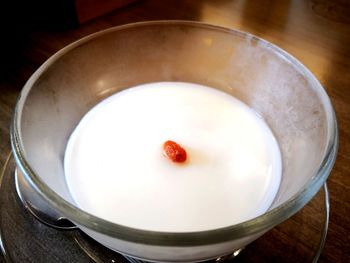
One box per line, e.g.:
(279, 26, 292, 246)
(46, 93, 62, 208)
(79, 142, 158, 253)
(11, 21, 338, 262)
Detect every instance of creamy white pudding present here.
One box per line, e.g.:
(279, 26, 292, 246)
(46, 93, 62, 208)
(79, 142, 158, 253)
(64, 82, 282, 232)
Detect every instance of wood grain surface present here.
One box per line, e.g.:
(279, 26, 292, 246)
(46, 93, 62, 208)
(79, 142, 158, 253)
(0, 0, 349, 262)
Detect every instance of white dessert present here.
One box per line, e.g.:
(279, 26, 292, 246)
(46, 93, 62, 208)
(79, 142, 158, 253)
(64, 82, 282, 232)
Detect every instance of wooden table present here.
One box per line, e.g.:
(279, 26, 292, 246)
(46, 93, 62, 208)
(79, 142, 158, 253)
(0, 0, 349, 262)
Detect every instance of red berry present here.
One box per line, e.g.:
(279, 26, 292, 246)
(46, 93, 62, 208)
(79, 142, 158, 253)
(163, 140, 187, 163)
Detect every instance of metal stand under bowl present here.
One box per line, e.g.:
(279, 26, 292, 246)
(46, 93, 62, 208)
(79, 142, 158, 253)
(0, 152, 329, 263)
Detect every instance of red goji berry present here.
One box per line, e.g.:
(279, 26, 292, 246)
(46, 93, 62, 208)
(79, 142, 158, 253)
(163, 140, 187, 163)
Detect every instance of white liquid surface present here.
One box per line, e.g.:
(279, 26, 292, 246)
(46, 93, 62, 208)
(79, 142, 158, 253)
(64, 82, 282, 232)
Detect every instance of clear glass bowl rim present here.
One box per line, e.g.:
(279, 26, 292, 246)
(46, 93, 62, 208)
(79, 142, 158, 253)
(11, 20, 339, 247)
